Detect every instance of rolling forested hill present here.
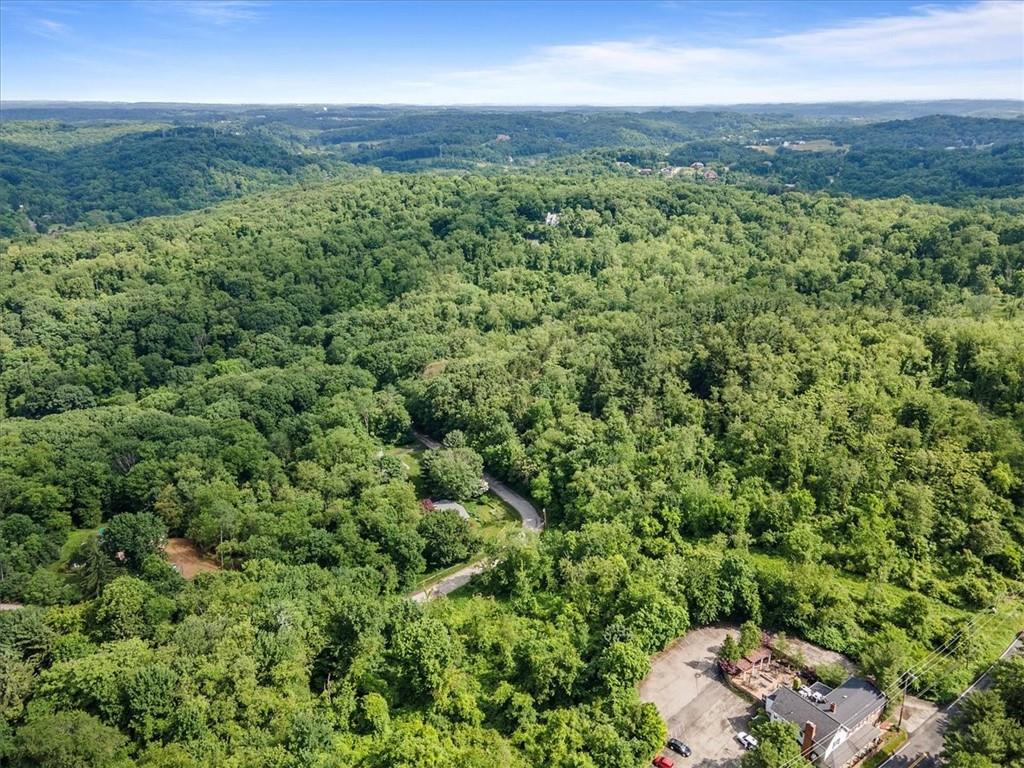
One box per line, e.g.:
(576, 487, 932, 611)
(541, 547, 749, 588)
(0, 123, 352, 234)
(709, 115, 1024, 203)
(2, 105, 1021, 235)
(2, 169, 1023, 767)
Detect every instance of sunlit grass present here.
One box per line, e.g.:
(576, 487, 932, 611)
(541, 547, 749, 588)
(49, 528, 99, 572)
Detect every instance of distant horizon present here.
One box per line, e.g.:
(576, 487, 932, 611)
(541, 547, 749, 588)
(4, 98, 1023, 110)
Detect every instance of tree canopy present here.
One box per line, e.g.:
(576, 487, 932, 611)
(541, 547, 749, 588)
(1, 117, 1022, 767)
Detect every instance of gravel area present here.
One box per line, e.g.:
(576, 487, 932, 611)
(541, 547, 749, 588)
(640, 626, 757, 767)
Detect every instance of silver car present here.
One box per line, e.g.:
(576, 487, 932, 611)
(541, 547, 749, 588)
(736, 732, 758, 750)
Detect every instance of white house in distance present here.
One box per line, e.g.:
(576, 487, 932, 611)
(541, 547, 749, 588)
(765, 677, 886, 768)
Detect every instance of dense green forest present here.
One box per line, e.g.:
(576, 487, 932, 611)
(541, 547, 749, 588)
(944, 656, 1024, 767)
(3, 106, 1021, 234)
(0, 123, 352, 234)
(316, 109, 790, 170)
(699, 116, 1024, 204)
(0, 108, 793, 231)
(2, 162, 1023, 767)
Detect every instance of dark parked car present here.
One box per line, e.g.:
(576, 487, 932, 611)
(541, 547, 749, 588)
(667, 738, 692, 757)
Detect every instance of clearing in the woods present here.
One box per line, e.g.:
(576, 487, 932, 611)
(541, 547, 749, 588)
(165, 537, 221, 579)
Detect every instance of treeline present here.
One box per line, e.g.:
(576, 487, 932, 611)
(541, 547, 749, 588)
(1, 173, 1023, 766)
(728, 142, 1024, 204)
(0, 125, 351, 234)
(825, 115, 1024, 150)
(663, 115, 1024, 204)
(320, 109, 789, 171)
(2, 112, 1021, 233)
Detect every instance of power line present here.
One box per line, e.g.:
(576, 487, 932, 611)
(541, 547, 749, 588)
(770, 594, 1018, 768)
(888, 587, 1022, 693)
(907, 609, 1018, 703)
(786, 596, 1017, 767)
(889, 601, 1014, 698)
(891, 586, 1022, 698)
(762, 587, 1022, 768)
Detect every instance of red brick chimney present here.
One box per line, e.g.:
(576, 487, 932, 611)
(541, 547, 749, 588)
(802, 721, 816, 759)
(830, 702, 837, 713)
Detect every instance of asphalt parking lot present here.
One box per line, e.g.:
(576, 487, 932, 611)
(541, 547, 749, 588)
(639, 626, 757, 767)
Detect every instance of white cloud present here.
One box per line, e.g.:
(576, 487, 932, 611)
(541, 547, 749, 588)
(163, 1, 266, 25)
(397, 0, 1024, 104)
(3, 0, 1021, 104)
(766, 0, 1024, 66)
(540, 40, 756, 75)
(30, 17, 70, 40)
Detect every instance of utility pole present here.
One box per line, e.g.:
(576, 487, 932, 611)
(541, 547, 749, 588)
(897, 674, 912, 731)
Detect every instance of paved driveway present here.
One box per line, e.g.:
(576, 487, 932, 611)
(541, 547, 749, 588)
(640, 626, 757, 767)
(412, 430, 544, 531)
(409, 429, 543, 603)
(410, 561, 489, 602)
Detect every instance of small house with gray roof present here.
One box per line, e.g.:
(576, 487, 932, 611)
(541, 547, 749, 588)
(765, 677, 886, 768)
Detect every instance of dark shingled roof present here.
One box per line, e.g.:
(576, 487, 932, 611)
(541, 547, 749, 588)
(767, 677, 887, 764)
(825, 678, 887, 724)
(808, 681, 832, 697)
(767, 687, 841, 746)
(823, 724, 882, 768)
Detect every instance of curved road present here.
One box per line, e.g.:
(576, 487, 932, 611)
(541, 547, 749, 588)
(878, 634, 1022, 768)
(410, 430, 543, 602)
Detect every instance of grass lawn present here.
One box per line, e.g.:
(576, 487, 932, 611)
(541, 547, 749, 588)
(862, 729, 909, 768)
(394, 441, 522, 592)
(745, 139, 846, 155)
(391, 444, 428, 496)
(464, 494, 520, 545)
(789, 139, 846, 152)
(49, 528, 99, 572)
(974, 596, 1024, 680)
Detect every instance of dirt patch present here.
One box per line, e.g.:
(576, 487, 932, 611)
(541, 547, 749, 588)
(771, 633, 856, 674)
(422, 360, 447, 378)
(788, 139, 846, 152)
(165, 538, 221, 579)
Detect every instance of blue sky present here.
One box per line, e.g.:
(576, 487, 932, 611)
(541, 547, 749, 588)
(1, 0, 1022, 104)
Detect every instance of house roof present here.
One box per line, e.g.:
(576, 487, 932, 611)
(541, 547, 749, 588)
(822, 723, 882, 768)
(808, 681, 833, 697)
(825, 678, 887, 724)
(768, 687, 842, 747)
(767, 677, 886, 757)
